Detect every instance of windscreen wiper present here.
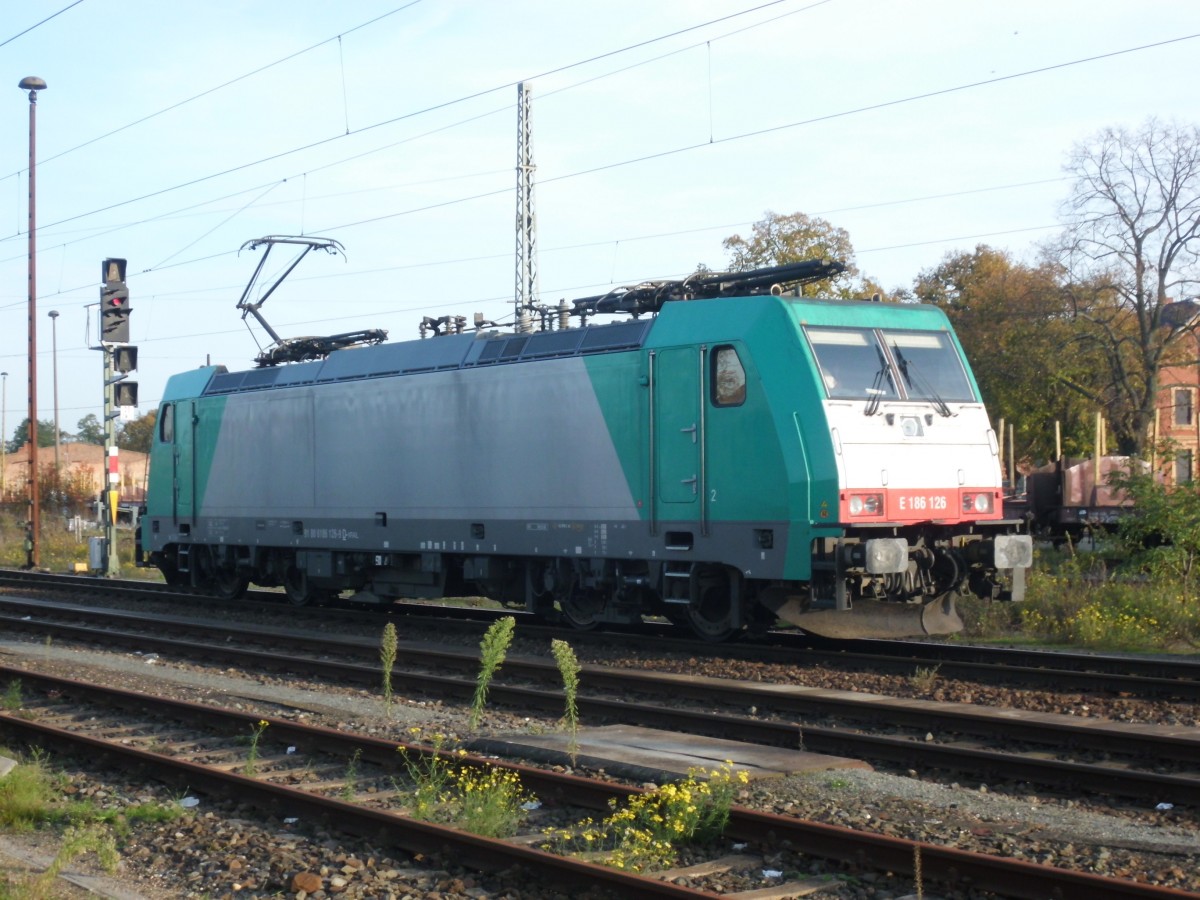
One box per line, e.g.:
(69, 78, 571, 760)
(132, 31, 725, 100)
(864, 344, 891, 416)
(891, 343, 952, 417)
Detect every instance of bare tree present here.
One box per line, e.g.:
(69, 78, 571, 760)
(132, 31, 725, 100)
(1058, 118, 1200, 456)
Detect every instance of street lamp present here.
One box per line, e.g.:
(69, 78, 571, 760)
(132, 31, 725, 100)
(19, 75, 45, 568)
(48, 310, 60, 491)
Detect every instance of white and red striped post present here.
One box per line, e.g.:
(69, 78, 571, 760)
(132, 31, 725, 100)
(102, 347, 121, 577)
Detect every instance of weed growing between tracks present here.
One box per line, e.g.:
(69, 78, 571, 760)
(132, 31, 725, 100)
(340, 749, 362, 802)
(380, 622, 398, 715)
(550, 639, 582, 763)
(2, 681, 20, 712)
(542, 762, 748, 872)
(0, 823, 118, 900)
(470, 616, 515, 729)
(908, 664, 941, 692)
(241, 719, 269, 777)
(395, 730, 535, 839)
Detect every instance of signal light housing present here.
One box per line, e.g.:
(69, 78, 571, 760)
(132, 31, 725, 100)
(100, 257, 131, 344)
(113, 346, 137, 374)
(114, 381, 138, 407)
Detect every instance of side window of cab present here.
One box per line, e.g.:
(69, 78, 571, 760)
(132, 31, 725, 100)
(158, 404, 175, 443)
(712, 345, 746, 407)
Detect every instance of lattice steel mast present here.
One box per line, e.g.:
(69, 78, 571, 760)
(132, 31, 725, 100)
(514, 82, 539, 333)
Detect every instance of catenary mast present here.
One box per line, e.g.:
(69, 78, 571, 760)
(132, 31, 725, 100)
(514, 82, 539, 333)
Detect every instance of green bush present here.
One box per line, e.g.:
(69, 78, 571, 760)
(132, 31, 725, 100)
(1015, 537, 1199, 649)
(1110, 458, 1200, 593)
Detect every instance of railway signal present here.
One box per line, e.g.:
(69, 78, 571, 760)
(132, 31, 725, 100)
(93, 256, 138, 578)
(100, 258, 131, 344)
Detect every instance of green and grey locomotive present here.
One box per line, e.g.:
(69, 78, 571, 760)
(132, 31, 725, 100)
(139, 259, 1031, 640)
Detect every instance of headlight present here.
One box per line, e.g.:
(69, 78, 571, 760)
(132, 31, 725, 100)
(848, 493, 883, 516)
(962, 492, 993, 514)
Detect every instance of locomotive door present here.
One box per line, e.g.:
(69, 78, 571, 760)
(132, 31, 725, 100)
(654, 347, 701, 513)
(173, 400, 195, 521)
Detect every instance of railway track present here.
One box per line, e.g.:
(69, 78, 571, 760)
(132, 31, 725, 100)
(1, 594, 1198, 809)
(4, 568, 1200, 701)
(0, 664, 1193, 900)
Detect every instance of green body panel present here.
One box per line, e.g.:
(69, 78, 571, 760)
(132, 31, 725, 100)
(584, 296, 811, 578)
(655, 347, 702, 506)
(144, 368, 226, 526)
(190, 395, 227, 516)
(580, 351, 649, 512)
(652, 297, 821, 580)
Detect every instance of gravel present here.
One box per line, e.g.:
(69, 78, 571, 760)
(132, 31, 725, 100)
(0, 625, 1197, 898)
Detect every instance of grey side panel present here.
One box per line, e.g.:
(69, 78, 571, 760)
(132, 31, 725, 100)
(200, 357, 638, 522)
(214, 392, 315, 511)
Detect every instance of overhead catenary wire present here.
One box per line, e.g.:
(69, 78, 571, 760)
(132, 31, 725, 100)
(5, 1, 426, 175)
(6, 5, 1181, 278)
(0, 175, 1118, 316)
(0, 14, 1189, 332)
(0, 0, 86, 51)
(48, 29, 1190, 257)
(0, 0, 812, 238)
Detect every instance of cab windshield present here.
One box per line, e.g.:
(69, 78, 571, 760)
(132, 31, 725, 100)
(883, 330, 975, 403)
(805, 327, 975, 404)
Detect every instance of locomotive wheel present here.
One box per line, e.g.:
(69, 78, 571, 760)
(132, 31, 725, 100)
(559, 589, 602, 630)
(212, 569, 249, 601)
(284, 567, 319, 607)
(687, 579, 741, 642)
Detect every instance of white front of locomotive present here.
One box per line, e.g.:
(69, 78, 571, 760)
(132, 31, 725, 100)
(804, 325, 1004, 528)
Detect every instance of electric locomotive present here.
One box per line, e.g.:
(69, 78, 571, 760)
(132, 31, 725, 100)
(139, 252, 1031, 640)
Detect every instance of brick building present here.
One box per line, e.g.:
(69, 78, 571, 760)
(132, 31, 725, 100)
(0, 442, 148, 507)
(1156, 299, 1200, 486)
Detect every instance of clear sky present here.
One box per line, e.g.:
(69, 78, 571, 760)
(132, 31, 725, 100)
(1, 0, 1196, 445)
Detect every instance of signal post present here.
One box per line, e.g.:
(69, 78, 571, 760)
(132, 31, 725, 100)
(97, 258, 137, 577)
